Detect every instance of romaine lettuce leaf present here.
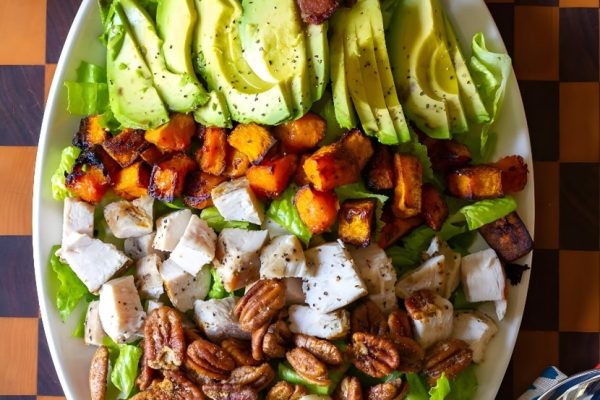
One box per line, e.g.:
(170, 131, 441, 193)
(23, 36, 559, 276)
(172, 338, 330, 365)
(446, 365, 478, 399)
(386, 226, 436, 272)
(48, 245, 90, 321)
(429, 373, 452, 400)
(278, 362, 349, 395)
(207, 267, 230, 299)
(51, 146, 81, 200)
(404, 373, 429, 400)
(200, 207, 256, 233)
(266, 185, 312, 246)
(103, 337, 142, 399)
(64, 61, 109, 116)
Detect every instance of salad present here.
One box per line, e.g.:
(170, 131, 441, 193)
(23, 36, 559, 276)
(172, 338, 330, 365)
(48, 0, 534, 399)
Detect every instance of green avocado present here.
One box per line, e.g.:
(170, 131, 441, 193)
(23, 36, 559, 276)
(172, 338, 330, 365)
(193, 0, 292, 125)
(194, 90, 232, 128)
(120, 0, 208, 113)
(305, 22, 329, 103)
(156, 0, 198, 76)
(106, 4, 169, 129)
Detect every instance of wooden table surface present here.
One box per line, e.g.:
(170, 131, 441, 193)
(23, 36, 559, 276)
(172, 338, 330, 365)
(0, 0, 598, 398)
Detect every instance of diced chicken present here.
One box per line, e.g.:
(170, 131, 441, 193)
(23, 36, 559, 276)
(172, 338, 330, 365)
(395, 255, 446, 298)
(215, 228, 269, 292)
(134, 254, 164, 300)
(405, 290, 454, 349)
(84, 300, 106, 346)
(124, 232, 159, 260)
(146, 300, 163, 314)
(170, 215, 217, 275)
(451, 311, 498, 363)
(153, 209, 193, 252)
(460, 249, 507, 320)
(348, 244, 397, 313)
(260, 235, 310, 279)
(103, 196, 154, 239)
(425, 236, 462, 298)
(98, 276, 145, 344)
(57, 234, 129, 293)
(62, 197, 94, 249)
(193, 297, 250, 342)
(262, 217, 289, 239)
(159, 258, 211, 312)
(284, 278, 306, 305)
(303, 241, 368, 313)
(288, 305, 350, 340)
(211, 177, 265, 225)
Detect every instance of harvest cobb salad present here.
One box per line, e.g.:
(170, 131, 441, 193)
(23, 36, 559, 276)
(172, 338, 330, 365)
(48, 0, 533, 398)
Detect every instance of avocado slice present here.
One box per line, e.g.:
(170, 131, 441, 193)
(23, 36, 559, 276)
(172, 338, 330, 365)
(193, 0, 292, 125)
(239, 0, 312, 118)
(106, 4, 169, 129)
(156, 0, 198, 76)
(120, 0, 208, 113)
(194, 91, 232, 128)
(305, 22, 329, 103)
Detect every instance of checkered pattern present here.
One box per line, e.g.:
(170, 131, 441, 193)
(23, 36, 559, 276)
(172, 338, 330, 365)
(0, 0, 598, 398)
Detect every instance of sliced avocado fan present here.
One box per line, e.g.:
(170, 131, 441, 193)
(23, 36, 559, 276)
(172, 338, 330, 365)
(330, 9, 357, 130)
(305, 22, 329, 103)
(194, 90, 232, 128)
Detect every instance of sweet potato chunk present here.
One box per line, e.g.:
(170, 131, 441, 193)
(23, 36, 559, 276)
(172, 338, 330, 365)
(294, 185, 339, 234)
(367, 144, 395, 191)
(65, 153, 111, 204)
(73, 115, 108, 149)
(378, 215, 423, 249)
(421, 184, 448, 231)
(296, 0, 340, 24)
(149, 153, 197, 201)
(447, 166, 503, 200)
(392, 154, 423, 218)
(227, 123, 277, 165)
(113, 161, 151, 200)
(197, 127, 227, 176)
(479, 212, 533, 262)
(183, 171, 227, 209)
(95, 146, 121, 182)
(246, 154, 298, 198)
(303, 143, 357, 191)
(294, 154, 311, 186)
(338, 199, 377, 247)
(340, 129, 374, 170)
(422, 137, 472, 173)
(102, 128, 148, 168)
(223, 146, 251, 178)
(144, 113, 196, 152)
(494, 155, 528, 194)
(140, 145, 165, 165)
(273, 112, 326, 153)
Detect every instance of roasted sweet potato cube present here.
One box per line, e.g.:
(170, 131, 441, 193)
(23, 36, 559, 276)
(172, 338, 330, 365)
(303, 144, 360, 191)
(144, 113, 196, 152)
(479, 212, 534, 262)
(422, 137, 472, 172)
(73, 115, 108, 149)
(197, 127, 227, 176)
(149, 153, 197, 201)
(392, 154, 423, 218)
(367, 144, 395, 191)
(223, 146, 251, 178)
(113, 161, 151, 200)
(338, 199, 377, 247)
(340, 129, 374, 170)
(494, 155, 528, 194)
(66, 164, 110, 204)
(273, 112, 326, 153)
(378, 215, 423, 249)
(421, 184, 448, 231)
(294, 154, 311, 186)
(246, 154, 298, 198)
(227, 123, 277, 165)
(140, 145, 165, 165)
(294, 185, 339, 234)
(447, 166, 503, 200)
(296, 0, 340, 24)
(183, 171, 227, 209)
(95, 146, 121, 182)
(102, 128, 148, 168)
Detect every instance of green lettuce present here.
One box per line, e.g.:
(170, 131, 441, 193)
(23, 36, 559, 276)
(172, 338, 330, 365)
(386, 226, 436, 272)
(446, 365, 478, 399)
(200, 207, 256, 233)
(335, 182, 388, 204)
(51, 146, 81, 200)
(451, 285, 476, 310)
(429, 374, 452, 400)
(207, 267, 230, 299)
(278, 362, 349, 395)
(103, 337, 142, 399)
(48, 245, 90, 321)
(266, 185, 312, 246)
(64, 61, 109, 116)
(404, 373, 429, 400)
(72, 302, 89, 338)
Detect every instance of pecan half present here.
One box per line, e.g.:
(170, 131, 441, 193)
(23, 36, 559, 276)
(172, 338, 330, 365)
(333, 376, 363, 400)
(222, 338, 260, 367)
(266, 381, 307, 400)
(294, 334, 343, 365)
(423, 339, 473, 385)
(89, 346, 109, 400)
(131, 371, 204, 399)
(234, 279, 286, 332)
(394, 336, 424, 373)
(186, 338, 236, 381)
(351, 299, 388, 336)
(349, 332, 400, 378)
(202, 383, 258, 400)
(368, 379, 409, 400)
(251, 323, 268, 361)
(136, 340, 155, 391)
(184, 327, 204, 344)
(286, 347, 330, 385)
(387, 309, 413, 340)
(263, 320, 292, 359)
(227, 363, 275, 391)
(144, 306, 186, 370)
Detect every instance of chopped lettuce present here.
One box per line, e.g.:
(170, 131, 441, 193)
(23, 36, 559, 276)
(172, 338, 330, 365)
(200, 207, 256, 233)
(48, 245, 90, 322)
(429, 374, 452, 400)
(266, 185, 312, 246)
(71, 302, 90, 338)
(450, 285, 476, 310)
(51, 146, 81, 200)
(436, 366, 479, 400)
(278, 362, 348, 395)
(64, 61, 109, 116)
(386, 226, 436, 272)
(335, 182, 388, 204)
(103, 337, 143, 399)
(207, 267, 230, 299)
(404, 373, 429, 400)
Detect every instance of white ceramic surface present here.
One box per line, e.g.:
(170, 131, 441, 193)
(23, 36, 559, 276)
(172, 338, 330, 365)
(32, 1, 534, 399)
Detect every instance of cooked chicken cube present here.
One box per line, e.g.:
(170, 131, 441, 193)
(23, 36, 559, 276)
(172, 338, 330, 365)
(460, 249, 507, 320)
(57, 233, 129, 293)
(170, 215, 217, 275)
(215, 228, 269, 292)
(146, 300, 163, 314)
(262, 217, 289, 239)
(395, 255, 446, 299)
(288, 305, 350, 340)
(84, 300, 105, 346)
(193, 297, 250, 342)
(103, 196, 154, 239)
(211, 177, 265, 225)
(368, 291, 398, 315)
(425, 236, 461, 298)
(153, 209, 193, 252)
(124, 232, 159, 260)
(98, 276, 145, 344)
(451, 311, 498, 363)
(134, 254, 164, 300)
(303, 241, 367, 313)
(284, 278, 306, 305)
(405, 290, 454, 349)
(62, 197, 94, 249)
(260, 235, 310, 279)
(159, 258, 211, 312)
